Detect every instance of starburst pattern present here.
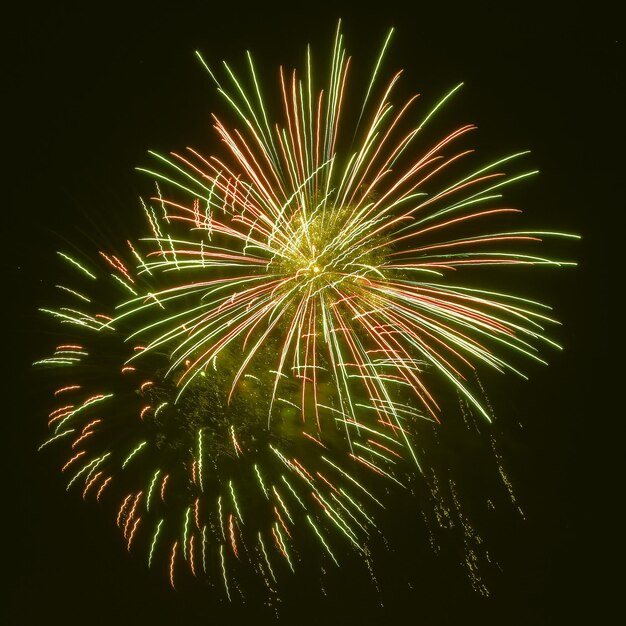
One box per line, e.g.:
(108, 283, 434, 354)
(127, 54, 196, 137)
(36, 24, 576, 600)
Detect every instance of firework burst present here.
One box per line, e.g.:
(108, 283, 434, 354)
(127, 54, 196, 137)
(38, 250, 418, 601)
(117, 24, 575, 457)
(37, 23, 576, 602)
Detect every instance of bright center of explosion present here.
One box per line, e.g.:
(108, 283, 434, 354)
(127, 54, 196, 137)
(282, 204, 386, 292)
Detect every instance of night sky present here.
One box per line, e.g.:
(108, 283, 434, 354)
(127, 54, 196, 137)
(5, 2, 620, 624)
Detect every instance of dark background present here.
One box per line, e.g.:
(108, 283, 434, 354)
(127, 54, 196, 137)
(5, 1, 621, 624)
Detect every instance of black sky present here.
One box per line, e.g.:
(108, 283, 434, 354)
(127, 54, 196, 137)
(5, 1, 622, 624)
